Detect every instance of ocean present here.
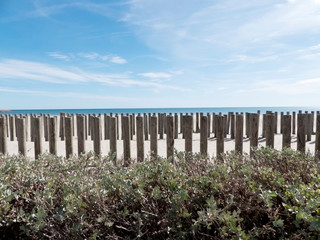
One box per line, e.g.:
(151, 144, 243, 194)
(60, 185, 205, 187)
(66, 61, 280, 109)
(0, 107, 319, 115)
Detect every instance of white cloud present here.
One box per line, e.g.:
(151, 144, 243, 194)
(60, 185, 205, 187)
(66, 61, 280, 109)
(0, 59, 86, 83)
(48, 52, 70, 61)
(310, 44, 320, 50)
(100, 55, 109, 61)
(0, 86, 135, 101)
(297, 78, 320, 85)
(123, 0, 320, 63)
(78, 52, 99, 60)
(138, 72, 172, 78)
(0, 59, 187, 91)
(237, 77, 320, 95)
(109, 56, 127, 64)
(71, 52, 127, 64)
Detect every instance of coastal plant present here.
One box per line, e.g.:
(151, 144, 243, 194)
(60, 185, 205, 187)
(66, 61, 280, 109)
(0, 148, 319, 239)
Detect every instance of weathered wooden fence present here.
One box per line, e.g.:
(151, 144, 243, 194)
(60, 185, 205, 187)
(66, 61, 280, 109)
(0, 111, 320, 161)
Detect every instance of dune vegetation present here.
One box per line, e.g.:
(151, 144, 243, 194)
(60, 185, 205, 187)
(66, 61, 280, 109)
(0, 148, 319, 239)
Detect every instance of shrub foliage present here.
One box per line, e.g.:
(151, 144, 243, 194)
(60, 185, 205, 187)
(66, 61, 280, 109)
(0, 148, 320, 239)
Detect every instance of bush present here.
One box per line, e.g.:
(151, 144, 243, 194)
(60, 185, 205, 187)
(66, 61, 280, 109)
(0, 148, 319, 239)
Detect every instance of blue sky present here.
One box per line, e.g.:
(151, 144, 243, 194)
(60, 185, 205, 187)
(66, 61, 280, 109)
(1, 0, 320, 109)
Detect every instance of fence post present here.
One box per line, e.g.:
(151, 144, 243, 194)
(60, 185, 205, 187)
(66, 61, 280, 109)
(9, 115, 16, 141)
(109, 117, 117, 163)
(265, 114, 275, 148)
(88, 114, 91, 137)
(274, 112, 278, 134)
(196, 112, 200, 133)
(184, 115, 193, 159)
(304, 111, 308, 139)
(280, 112, 284, 134)
(282, 115, 291, 149)
(163, 113, 167, 134)
(157, 113, 160, 133)
(311, 111, 315, 133)
(307, 114, 312, 141)
(5, 115, 9, 138)
(222, 114, 226, 138)
(159, 113, 164, 139)
(166, 115, 174, 160)
(121, 114, 124, 140)
(93, 117, 101, 155)
(250, 114, 258, 157)
(227, 112, 231, 134)
(104, 114, 110, 140)
(180, 113, 183, 134)
(292, 112, 296, 135)
(200, 115, 208, 157)
(174, 113, 178, 139)
(16, 118, 26, 156)
(65, 117, 73, 158)
(132, 113, 136, 136)
(245, 112, 250, 138)
(150, 115, 158, 159)
(25, 114, 29, 141)
(230, 114, 235, 139)
(297, 114, 305, 153)
(148, 113, 151, 133)
(212, 113, 216, 135)
(0, 117, 7, 154)
(216, 115, 224, 162)
(90, 114, 95, 141)
(262, 114, 266, 138)
(207, 113, 211, 137)
(72, 114, 75, 137)
(30, 115, 34, 142)
(60, 113, 65, 141)
(44, 115, 49, 141)
(77, 115, 85, 155)
(34, 117, 43, 159)
(84, 115, 88, 140)
(315, 114, 320, 159)
(144, 113, 149, 140)
(235, 114, 243, 154)
(130, 114, 133, 140)
(49, 117, 57, 155)
(136, 115, 144, 162)
(122, 116, 130, 166)
(14, 115, 18, 139)
(116, 113, 119, 140)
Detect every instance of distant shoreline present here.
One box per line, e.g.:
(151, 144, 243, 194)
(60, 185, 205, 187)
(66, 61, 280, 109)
(0, 107, 319, 116)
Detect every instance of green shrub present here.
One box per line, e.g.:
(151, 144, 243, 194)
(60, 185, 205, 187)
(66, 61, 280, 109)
(0, 148, 319, 239)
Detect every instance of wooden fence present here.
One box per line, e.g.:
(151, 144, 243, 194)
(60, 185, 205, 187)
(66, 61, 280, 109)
(0, 110, 320, 161)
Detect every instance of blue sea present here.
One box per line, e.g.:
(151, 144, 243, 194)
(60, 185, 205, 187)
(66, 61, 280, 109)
(0, 107, 319, 116)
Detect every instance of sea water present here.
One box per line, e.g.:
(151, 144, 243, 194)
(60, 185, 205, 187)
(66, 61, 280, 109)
(1, 106, 319, 115)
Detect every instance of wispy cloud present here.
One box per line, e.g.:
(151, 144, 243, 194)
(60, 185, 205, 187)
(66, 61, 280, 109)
(236, 76, 320, 95)
(0, 86, 135, 101)
(0, 59, 187, 91)
(123, 0, 320, 63)
(29, 1, 123, 19)
(48, 52, 127, 64)
(48, 52, 71, 61)
(78, 52, 100, 60)
(0, 59, 86, 84)
(138, 72, 172, 79)
(109, 56, 127, 64)
(297, 78, 320, 85)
